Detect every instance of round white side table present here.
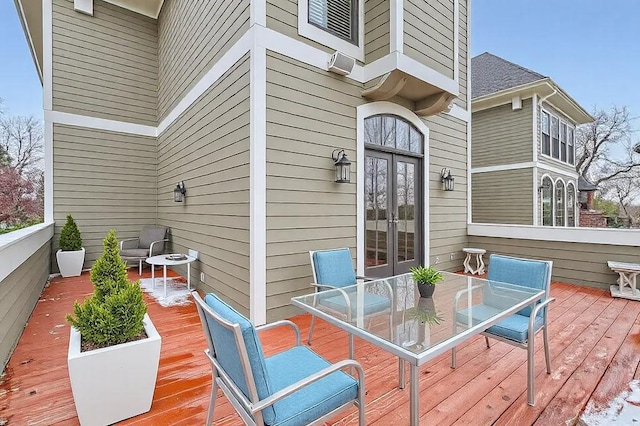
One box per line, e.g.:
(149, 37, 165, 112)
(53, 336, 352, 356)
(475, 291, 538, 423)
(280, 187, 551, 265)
(146, 254, 196, 298)
(463, 248, 486, 275)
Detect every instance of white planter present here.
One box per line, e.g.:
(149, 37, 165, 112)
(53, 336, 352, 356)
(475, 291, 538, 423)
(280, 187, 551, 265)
(68, 314, 162, 426)
(57, 248, 86, 277)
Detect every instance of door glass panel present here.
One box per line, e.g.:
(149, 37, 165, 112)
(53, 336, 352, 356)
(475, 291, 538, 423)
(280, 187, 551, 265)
(364, 116, 381, 145)
(409, 127, 423, 154)
(396, 120, 410, 151)
(365, 157, 388, 267)
(397, 161, 416, 263)
(382, 116, 396, 147)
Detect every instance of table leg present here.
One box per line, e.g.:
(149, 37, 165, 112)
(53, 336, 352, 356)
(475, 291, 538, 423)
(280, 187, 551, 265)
(163, 265, 167, 298)
(398, 358, 405, 389)
(151, 264, 155, 287)
(410, 363, 419, 426)
(187, 262, 191, 291)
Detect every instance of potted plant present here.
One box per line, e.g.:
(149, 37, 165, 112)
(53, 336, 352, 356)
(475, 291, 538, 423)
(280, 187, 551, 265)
(56, 215, 85, 277)
(66, 230, 161, 426)
(410, 265, 443, 298)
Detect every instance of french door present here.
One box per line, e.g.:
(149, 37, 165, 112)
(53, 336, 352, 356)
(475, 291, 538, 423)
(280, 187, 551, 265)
(365, 150, 422, 277)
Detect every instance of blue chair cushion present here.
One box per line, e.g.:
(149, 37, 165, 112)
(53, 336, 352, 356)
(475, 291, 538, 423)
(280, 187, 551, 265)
(204, 294, 276, 424)
(487, 255, 549, 317)
(319, 289, 391, 317)
(313, 249, 357, 288)
(265, 346, 358, 426)
(456, 304, 544, 343)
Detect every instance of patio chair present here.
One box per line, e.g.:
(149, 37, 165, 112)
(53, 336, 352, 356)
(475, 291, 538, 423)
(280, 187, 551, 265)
(119, 226, 168, 275)
(452, 254, 555, 406)
(307, 248, 392, 345)
(192, 291, 366, 426)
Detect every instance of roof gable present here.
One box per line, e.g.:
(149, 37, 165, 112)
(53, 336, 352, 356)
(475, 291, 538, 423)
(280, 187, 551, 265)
(471, 52, 545, 99)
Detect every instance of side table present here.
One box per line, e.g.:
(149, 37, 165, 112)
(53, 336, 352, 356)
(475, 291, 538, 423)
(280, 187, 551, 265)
(607, 261, 640, 301)
(463, 248, 486, 275)
(146, 254, 196, 298)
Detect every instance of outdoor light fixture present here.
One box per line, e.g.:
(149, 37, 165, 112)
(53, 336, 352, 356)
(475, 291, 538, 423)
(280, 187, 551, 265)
(173, 181, 186, 203)
(440, 168, 454, 191)
(332, 149, 351, 183)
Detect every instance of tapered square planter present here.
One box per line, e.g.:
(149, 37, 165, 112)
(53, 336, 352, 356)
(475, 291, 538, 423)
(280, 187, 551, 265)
(68, 314, 161, 426)
(56, 248, 85, 277)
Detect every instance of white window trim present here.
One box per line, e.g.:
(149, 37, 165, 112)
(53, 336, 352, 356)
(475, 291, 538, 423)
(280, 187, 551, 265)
(298, 0, 365, 62)
(540, 107, 576, 167)
(541, 174, 554, 227)
(555, 177, 566, 227)
(566, 182, 577, 227)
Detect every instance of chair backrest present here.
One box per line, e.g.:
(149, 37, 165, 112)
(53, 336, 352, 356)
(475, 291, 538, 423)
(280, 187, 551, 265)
(310, 248, 357, 288)
(192, 292, 276, 424)
(487, 254, 553, 317)
(139, 226, 167, 254)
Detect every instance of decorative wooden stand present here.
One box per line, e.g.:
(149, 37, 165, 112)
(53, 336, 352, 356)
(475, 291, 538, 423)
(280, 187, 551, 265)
(463, 248, 486, 275)
(607, 261, 640, 301)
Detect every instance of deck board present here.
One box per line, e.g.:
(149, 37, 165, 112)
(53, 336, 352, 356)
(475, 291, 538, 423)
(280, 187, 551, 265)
(2, 273, 640, 425)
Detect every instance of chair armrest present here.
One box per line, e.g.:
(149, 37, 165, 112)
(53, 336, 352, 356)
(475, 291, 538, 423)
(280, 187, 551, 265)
(356, 275, 375, 282)
(149, 238, 170, 256)
(119, 238, 139, 250)
(310, 283, 337, 291)
(256, 320, 301, 346)
(454, 284, 484, 307)
(252, 359, 365, 413)
(528, 297, 555, 337)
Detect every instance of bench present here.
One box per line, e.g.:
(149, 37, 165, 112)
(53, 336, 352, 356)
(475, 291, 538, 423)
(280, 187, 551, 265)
(607, 261, 640, 301)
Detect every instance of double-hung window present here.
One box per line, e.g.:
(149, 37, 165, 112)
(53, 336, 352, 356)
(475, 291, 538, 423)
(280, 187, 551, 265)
(568, 127, 575, 165)
(551, 116, 560, 159)
(541, 111, 551, 155)
(309, 0, 358, 44)
(541, 108, 576, 166)
(560, 122, 567, 162)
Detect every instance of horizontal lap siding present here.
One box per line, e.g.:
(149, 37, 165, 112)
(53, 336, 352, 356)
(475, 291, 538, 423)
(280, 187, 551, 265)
(425, 114, 468, 269)
(52, 124, 157, 269)
(467, 236, 640, 289)
(157, 55, 251, 316)
(266, 51, 365, 321)
(157, 0, 250, 121)
(0, 243, 50, 372)
(455, 0, 468, 109)
(52, 0, 157, 126)
(404, 0, 454, 79)
(365, 0, 390, 63)
(472, 169, 534, 225)
(472, 99, 533, 167)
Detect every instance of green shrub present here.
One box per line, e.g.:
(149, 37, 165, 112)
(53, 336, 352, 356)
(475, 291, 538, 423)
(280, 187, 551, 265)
(410, 265, 443, 285)
(59, 215, 83, 251)
(67, 230, 147, 347)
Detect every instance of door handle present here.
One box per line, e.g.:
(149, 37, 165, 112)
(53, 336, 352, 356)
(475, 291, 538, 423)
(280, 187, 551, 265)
(389, 214, 399, 224)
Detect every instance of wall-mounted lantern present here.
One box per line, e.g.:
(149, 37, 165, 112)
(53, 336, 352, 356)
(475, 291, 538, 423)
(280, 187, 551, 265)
(440, 168, 454, 191)
(332, 149, 351, 183)
(174, 181, 186, 202)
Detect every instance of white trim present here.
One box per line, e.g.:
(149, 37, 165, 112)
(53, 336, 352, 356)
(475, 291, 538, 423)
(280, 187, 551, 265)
(261, 27, 333, 73)
(297, 0, 365, 62)
(44, 119, 53, 222)
(250, 0, 266, 27)
(537, 162, 579, 179)
(390, 0, 403, 53)
(532, 94, 538, 162)
(397, 54, 459, 96)
(532, 167, 538, 226)
(467, 223, 640, 247)
(446, 104, 470, 123)
(360, 52, 398, 82)
(532, 94, 538, 225)
(453, 0, 459, 83)
(540, 174, 554, 226)
(0, 222, 54, 283)
(356, 102, 430, 274)
(466, 0, 471, 224)
(249, 37, 267, 326)
(471, 162, 535, 174)
(16, 0, 42, 81)
(43, 0, 52, 111)
(157, 30, 253, 135)
(45, 110, 156, 137)
(554, 177, 567, 227)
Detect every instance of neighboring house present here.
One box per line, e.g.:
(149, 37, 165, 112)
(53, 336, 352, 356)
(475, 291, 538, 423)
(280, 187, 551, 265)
(470, 52, 593, 227)
(15, 0, 471, 323)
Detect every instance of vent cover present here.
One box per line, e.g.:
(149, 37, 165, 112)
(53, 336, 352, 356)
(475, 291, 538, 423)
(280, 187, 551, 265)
(328, 51, 355, 75)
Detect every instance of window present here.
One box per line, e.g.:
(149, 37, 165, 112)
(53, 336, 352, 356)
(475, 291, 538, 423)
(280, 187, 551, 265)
(560, 122, 567, 162)
(365, 114, 423, 154)
(542, 177, 553, 226)
(308, 0, 358, 44)
(551, 116, 560, 159)
(555, 180, 565, 226)
(567, 183, 576, 227)
(541, 111, 550, 155)
(568, 127, 575, 165)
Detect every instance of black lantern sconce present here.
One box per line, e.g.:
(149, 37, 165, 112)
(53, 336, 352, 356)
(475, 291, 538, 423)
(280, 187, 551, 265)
(440, 168, 454, 191)
(332, 149, 351, 183)
(173, 181, 186, 202)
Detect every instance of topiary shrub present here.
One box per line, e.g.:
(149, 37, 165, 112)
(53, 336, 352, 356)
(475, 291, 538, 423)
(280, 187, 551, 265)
(59, 215, 83, 251)
(67, 229, 147, 349)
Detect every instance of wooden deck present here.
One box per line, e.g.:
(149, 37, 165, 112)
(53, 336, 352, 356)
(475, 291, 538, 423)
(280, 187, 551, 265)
(2, 271, 640, 425)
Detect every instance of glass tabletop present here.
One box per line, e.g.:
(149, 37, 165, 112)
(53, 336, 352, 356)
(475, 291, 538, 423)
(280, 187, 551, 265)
(291, 271, 544, 363)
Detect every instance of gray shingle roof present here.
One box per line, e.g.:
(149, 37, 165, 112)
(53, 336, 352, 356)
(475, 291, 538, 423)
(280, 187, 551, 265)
(578, 176, 598, 191)
(471, 52, 546, 99)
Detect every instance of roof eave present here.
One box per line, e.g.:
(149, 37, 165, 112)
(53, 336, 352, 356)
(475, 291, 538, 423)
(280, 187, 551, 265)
(14, 0, 43, 84)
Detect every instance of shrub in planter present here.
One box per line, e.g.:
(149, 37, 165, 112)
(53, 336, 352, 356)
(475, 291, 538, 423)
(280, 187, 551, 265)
(67, 229, 146, 348)
(57, 215, 85, 277)
(410, 265, 443, 298)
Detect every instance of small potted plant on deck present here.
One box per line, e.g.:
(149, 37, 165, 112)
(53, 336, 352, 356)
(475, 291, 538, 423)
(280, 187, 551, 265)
(56, 215, 85, 277)
(66, 230, 161, 426)
(410, 265, 443, 298)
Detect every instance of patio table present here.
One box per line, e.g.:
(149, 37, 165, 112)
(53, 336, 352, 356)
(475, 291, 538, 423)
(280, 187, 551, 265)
(146, 253, 196, 298)
(291, 271, 544, 425)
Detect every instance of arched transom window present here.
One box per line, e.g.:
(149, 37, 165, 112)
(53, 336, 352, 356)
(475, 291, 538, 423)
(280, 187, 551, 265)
(541, 177, 553, 226)
(364, 115, 423, 154)
(567, 183, 576, 227)
(555, 180, 565, 226)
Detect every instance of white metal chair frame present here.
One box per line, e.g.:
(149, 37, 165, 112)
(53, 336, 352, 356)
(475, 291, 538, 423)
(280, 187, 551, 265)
(119, 237, 169, 275)
(192, 291, 366, 426)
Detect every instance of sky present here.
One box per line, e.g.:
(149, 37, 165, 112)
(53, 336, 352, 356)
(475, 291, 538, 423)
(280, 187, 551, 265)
(0, 1, 638, 128)
(472, 0, 640, 127)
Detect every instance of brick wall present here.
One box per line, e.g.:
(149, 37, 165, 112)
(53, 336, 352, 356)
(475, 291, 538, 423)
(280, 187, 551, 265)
(579, 210, 607, 228)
